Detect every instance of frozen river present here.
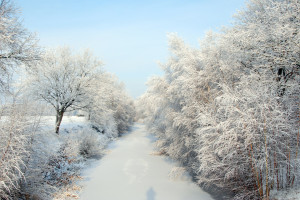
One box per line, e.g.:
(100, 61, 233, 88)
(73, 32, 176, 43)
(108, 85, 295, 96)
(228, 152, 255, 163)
(80, 123, 213, 200)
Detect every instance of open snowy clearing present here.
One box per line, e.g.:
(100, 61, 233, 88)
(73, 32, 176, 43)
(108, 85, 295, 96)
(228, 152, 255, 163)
(80, 123, 213, 200)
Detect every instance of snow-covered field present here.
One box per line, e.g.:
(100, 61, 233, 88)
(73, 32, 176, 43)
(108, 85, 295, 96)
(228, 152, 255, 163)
(40, 116, 88, 132)
(79, 123, 213, 200)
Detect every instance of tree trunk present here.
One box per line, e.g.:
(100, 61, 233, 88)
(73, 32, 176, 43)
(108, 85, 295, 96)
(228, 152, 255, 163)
(55, 110, 64, 134)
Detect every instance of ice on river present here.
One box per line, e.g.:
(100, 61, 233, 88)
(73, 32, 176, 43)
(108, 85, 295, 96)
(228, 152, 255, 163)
(80, 123, 213, 200)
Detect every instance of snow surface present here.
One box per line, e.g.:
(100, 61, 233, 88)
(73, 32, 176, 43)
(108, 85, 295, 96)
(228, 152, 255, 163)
(273, 187, 300, 200)
(80, 123, 213, 200)
(40, 116, 88, 132)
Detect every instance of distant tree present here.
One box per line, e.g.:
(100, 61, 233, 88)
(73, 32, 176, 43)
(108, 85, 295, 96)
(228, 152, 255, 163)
(0, 0, 40, 92)
(86, 72, 135, 137)
(26, 47, 102, 134)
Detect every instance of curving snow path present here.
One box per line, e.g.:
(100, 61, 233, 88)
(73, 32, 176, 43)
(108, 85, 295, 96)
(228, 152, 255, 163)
(80, 123, 214, 200)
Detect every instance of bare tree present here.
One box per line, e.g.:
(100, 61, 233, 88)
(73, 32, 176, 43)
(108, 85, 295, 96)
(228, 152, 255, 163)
(26, 47, 102, 134)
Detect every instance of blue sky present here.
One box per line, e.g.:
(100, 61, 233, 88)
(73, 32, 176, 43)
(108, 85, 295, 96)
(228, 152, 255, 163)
(17, 0, 246, 98)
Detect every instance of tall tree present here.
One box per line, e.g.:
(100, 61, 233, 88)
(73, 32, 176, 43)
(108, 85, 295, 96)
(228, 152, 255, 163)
(26, 47, 102, 134)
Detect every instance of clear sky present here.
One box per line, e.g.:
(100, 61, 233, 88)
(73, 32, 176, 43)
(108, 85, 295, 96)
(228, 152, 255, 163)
(17, 0, 246, 98)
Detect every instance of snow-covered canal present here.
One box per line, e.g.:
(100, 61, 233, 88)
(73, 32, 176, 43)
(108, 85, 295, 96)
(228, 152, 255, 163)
(80, 123, 213, 200)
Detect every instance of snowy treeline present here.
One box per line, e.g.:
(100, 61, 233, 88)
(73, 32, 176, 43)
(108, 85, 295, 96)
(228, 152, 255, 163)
(137, 0, 299, 199)
(0, 0, 135, 199)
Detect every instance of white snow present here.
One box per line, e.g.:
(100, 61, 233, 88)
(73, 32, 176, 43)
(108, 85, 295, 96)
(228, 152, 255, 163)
(80, 123, 213, 200)
(272, 187, 300, 200)
(40, 116, 88, 132)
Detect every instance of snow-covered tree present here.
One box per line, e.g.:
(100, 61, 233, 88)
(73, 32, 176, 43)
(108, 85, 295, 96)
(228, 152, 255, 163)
(85, 72, 135, 137)
(26, 47, 102, 134)
(0, 0, 40, 92)
(196, 1, 299, 198)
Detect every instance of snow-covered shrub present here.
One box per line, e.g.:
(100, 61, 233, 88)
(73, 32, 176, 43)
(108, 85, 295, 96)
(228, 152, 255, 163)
(43, 128, 107, 187)
(20, 130, 60, 200)
(19, 121, 111, 199)
(89, 106, 118, 138)
(0, 95, 45, 199)
(77, 130, 104, 159)
(41, 128, 109, 190)
(0, 104, 30, 199)
(21, 134, 80, 200)
(44, 140, 83, 188)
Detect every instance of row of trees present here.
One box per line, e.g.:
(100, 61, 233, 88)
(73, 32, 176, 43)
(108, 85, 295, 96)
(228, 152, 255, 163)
(0, 0, 135, 199)
(137, 0, 299, 199)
